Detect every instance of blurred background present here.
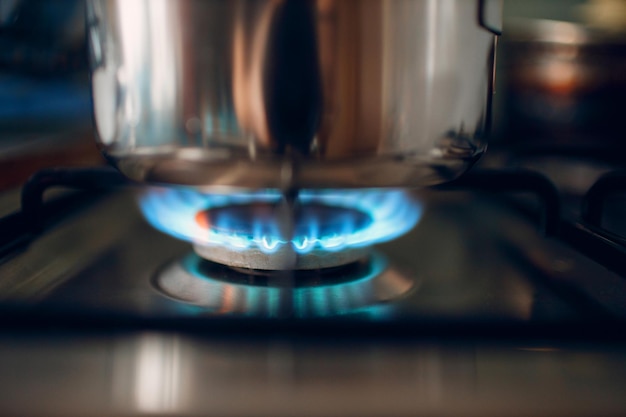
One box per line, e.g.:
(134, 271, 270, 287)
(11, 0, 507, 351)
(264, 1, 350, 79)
(1, 0, 625, 190)
(0, 0, 101, 190)
(494, 0, 626, 148)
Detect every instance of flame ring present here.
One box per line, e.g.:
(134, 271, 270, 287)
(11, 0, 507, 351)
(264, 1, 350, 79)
(140, 188, 422, 255)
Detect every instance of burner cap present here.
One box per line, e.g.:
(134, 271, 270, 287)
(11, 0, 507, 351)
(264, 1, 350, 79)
(194, 202, 372, 270)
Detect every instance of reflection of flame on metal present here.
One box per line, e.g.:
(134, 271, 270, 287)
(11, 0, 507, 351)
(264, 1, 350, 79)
(140, 188, 422, 268)
(153, 252, 415, 318)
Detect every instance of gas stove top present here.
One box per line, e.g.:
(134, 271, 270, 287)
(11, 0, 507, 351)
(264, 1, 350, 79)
(1, 166, 626, 416)
(1, 168, 626, 328)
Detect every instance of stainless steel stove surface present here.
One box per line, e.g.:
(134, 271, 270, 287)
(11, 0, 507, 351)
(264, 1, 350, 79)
(1, 186, 622, 321)
(1, 176, 626, 417)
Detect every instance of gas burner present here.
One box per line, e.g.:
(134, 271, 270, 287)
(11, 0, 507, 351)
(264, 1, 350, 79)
(140, 188, 422, 270)
(153, 252, 415, 317)
(193, 202, 372, 269)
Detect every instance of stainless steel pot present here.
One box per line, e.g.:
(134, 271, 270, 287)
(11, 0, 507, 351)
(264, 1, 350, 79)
(87, 0, 502, 189)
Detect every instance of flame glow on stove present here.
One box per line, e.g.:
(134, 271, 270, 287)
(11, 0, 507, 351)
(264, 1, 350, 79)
(139, 188, 422, 254)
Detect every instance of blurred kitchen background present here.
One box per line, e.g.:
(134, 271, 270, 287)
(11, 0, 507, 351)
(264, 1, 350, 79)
(1, 0, 625, 190)
(0, 0, 100, 191)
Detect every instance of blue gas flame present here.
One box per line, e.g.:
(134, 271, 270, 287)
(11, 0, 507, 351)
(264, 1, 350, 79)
(181, 252, 393, 318)
(139, 188, 422, 254)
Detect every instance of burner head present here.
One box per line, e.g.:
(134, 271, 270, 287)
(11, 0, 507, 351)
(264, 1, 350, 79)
(140, 188, 422, 270)
(194, 202, 372, 270)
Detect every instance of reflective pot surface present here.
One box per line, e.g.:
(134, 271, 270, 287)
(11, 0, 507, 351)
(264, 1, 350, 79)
(88, 0, 501, 189)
